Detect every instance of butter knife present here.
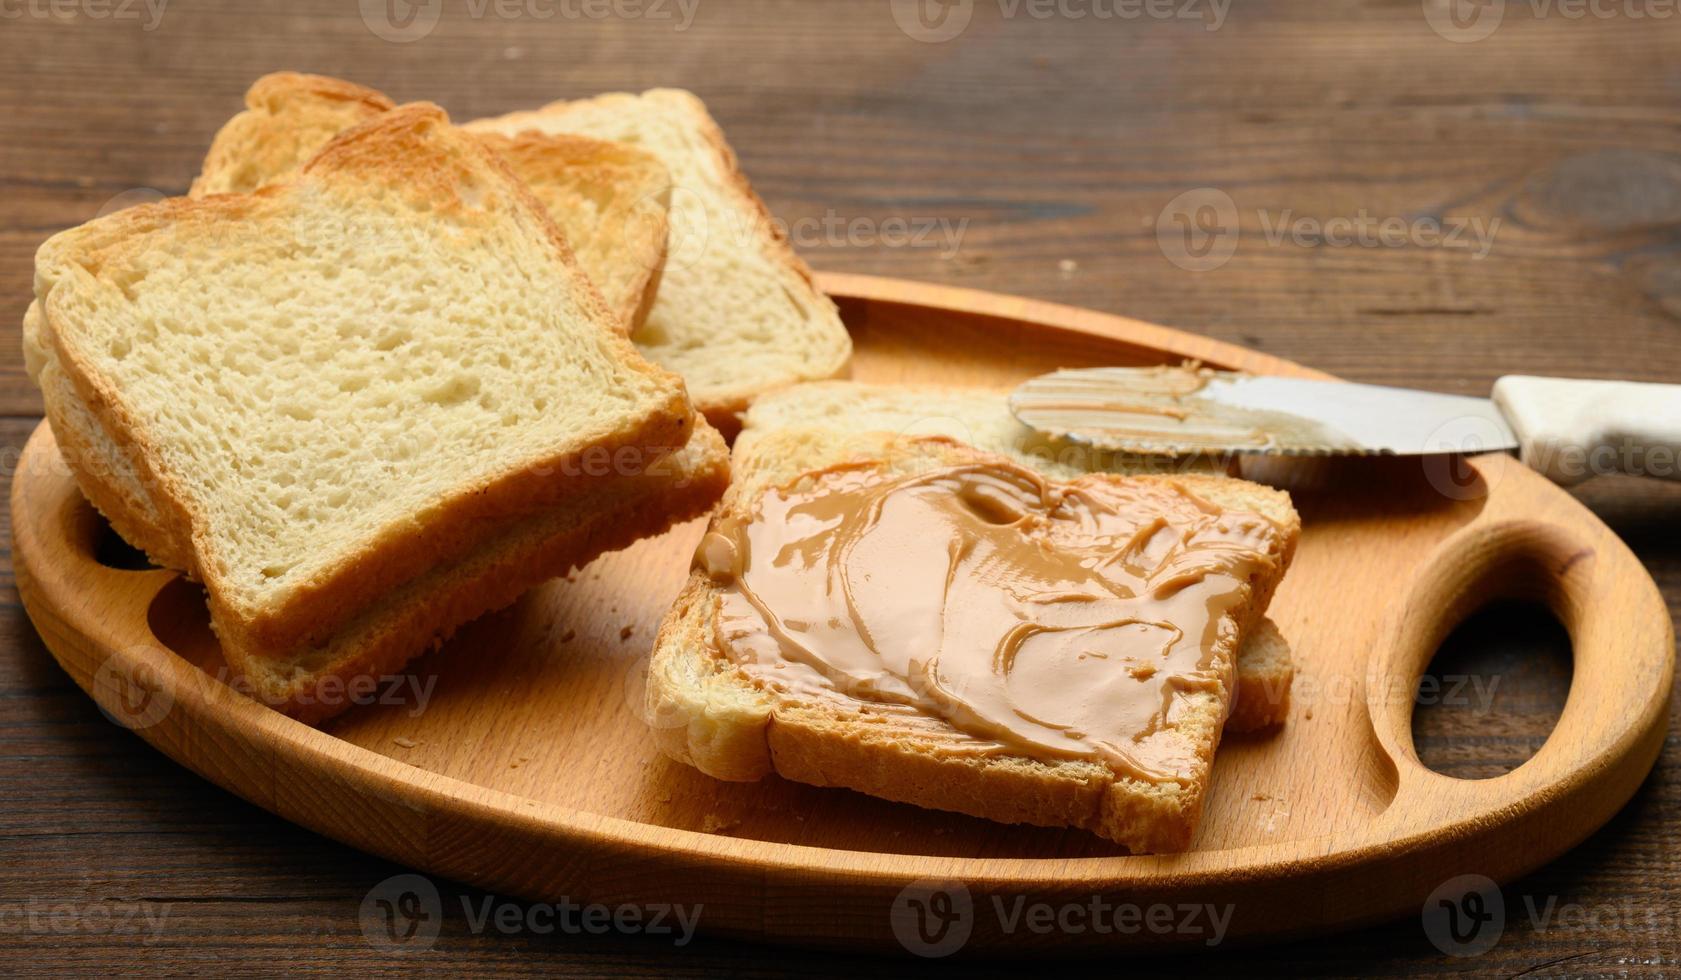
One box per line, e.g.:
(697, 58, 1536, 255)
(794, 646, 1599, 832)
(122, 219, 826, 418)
(1008, 367, 1681, 485)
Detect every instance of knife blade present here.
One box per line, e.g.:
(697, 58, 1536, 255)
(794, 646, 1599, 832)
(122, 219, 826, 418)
(1008, 366, 1519, 457)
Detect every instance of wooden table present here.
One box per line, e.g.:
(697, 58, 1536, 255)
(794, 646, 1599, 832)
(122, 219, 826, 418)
(2, 0, 1677, 973)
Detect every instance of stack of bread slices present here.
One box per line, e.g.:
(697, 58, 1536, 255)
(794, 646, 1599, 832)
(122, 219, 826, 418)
(26, 73, 852, 722)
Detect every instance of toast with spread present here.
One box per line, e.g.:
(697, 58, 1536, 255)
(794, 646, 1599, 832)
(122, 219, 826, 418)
(737, 380, 1295, 731)
(648, 428, 1299, 851)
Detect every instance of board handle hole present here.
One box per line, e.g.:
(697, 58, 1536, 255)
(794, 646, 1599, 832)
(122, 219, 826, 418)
(1409, 599, 1572, 780)
(93, 517, 158, 572)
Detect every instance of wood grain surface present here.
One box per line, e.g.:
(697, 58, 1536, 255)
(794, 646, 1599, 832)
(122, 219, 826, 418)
(1, 0, 1679, 974)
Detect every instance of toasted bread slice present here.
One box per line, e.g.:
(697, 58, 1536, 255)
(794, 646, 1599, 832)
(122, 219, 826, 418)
(738, 380, 1294, 731)
(34, 102, 693, 670)
(190, 72, 669, 329)
(648, 428, 1299, 851)
(467, 89, 853, 430)
(29, 302, 730, 726)
(240, 422, 728, 724)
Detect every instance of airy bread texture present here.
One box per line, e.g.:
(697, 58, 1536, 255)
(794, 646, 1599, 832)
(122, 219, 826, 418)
(190, 72, 671, 328)
(23, 300, 187, 570)
(29, 206, 726, 728)
(240, 423, 728, 724)
(648, 428, 1299, 851)
(738, 380, 1294, 731)
(466, 89, 853, 430)
(34, 102, 694, 674)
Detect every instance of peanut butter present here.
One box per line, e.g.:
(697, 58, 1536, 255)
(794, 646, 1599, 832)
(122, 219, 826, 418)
(1012, 364, 1358, 453)
(697, 458, 1285, 784)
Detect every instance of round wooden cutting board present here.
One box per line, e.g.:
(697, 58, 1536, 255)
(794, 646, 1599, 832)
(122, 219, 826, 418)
(11, 274, 1674, 953)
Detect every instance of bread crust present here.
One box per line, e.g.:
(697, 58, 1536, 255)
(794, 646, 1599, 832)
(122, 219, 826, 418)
(470, 130, 671, 331)
(468, 89, 853, 431)
(646, 430, 1299, 851)
(190, 72, 671, 334)
(36, 103, 695, 665)
(249, 423, 730, 724)
(190, 72, 395, 197)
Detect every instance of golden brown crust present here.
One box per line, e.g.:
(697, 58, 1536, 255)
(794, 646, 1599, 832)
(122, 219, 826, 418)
(1225, 618, 1293, 733)
(192, 73, 670, 335)
(190, 72, 394, 197)
(39, 102, 695, 666)
(470, 130, 671, 332)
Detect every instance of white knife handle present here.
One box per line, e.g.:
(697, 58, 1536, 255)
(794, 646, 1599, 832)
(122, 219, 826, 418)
(1492, 375, 1681, 485)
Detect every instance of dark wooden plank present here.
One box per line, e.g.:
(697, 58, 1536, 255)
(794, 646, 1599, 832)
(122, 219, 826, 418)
(1, 0, 1678, 973)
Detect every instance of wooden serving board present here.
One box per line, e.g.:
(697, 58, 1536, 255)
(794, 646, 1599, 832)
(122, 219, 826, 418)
(11, 274, 1674, 953)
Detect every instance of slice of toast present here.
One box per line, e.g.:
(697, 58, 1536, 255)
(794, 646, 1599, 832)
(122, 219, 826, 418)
(466, 89, 854, 431)
(648, 428, 1299, 851)
(738, 380, 1294, 731)
(30, 299, 730, 725)
(189, 72, 670, 329)
(33, 102, 694, 671)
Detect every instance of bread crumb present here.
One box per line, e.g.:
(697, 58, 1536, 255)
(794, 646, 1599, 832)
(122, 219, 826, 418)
(701, 814, 739, 833)
(392, 737, 417, 749)
(1058, 258, 1078, 278)
(620, 625, 635, 641)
